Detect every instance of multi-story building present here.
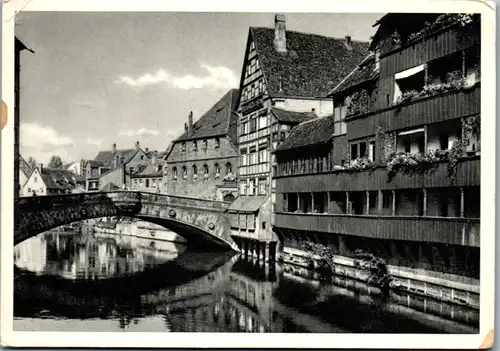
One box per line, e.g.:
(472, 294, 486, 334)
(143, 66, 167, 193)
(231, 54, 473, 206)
(228, 14, 370, 262)
(85, 142, 150, 191)
(273, 13, 481, 306)
(131, 157, 165, 193)
(165, 89, 239, 201)
(22, 164, 85, 196)
(19, 155, 33, 196)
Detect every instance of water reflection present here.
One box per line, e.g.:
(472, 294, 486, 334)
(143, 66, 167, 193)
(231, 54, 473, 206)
(14, 230, 479, 333)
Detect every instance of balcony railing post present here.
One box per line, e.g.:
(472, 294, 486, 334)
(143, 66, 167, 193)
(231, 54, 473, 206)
(391, 190, 396, 216)
(346, 191, 350, 214)
(311, 192, 315, 213)
(460, 187, 465, 217)
(296, 193, 300, 212)
(378, 190, 383, 215)
(423, 188, 428, 216)
(327, 191, 331, 214)
(365, 191, 370, 215)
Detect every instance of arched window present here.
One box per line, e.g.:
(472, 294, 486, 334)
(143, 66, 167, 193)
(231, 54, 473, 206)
(226, 162, 232, 175)
(192, 165, 198, 178)
(203, 164, 209, 178)
(215, 163, 221, 177)
(182, 166, 187, 179)
(172, 167, 178, 180)
(215, 137, 220, 149)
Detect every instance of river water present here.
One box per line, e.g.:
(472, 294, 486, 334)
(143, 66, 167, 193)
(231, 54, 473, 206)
(14, 227, 479, 333)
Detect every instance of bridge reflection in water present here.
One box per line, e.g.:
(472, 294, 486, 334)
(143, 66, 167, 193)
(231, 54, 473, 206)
(14, 230, 478, 333)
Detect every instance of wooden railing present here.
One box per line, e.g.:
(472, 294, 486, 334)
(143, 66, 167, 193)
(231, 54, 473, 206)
(274, 212, 479, 247)
(276, 156, 480, 193)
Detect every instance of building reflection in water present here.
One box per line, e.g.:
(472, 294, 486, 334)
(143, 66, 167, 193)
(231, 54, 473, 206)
(14, 230, 479, 334)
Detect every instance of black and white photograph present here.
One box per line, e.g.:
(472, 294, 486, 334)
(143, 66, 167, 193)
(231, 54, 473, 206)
(1, 0, 495, 349)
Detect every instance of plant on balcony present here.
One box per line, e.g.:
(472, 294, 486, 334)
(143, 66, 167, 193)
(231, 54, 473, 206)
(345, 89, 371, 117)
(386, 150, 448, 178)
(390, 30, 402, 46)
(354, 249, 393, 297)
(343, 156, 376, 172)
(378, 128, 396, 163)
(447, 115, 481, 181)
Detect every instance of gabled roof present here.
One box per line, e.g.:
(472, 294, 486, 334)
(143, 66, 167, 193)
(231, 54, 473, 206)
(93, 148, 138, 167)
(328, 53, 379, 96)
(86, 160, 104, 167)
(271, 107, 317, 124)
(175, 89, 240, 143)
(39, 168, 79, 191)
(19, 155, 32, 178)
(100, 181, 120, 191)
(274, 115, 336, 153)
(133, 163, 163, 178)
(250, 27, 370, 98)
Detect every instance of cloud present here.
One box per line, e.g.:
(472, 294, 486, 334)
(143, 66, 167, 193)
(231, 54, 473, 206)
(86, 138, 102, 147)
(119, 128, 160, 137)
(115, 64, 238, 90)
(20, 122, 74, 163)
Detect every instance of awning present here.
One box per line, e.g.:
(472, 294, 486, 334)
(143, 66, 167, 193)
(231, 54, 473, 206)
(228, 195, 268, 213)
(395, 64, 426, 80)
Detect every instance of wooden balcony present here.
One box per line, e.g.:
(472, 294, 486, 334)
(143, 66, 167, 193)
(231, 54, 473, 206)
(347, 85, 480, 141)
(274, 212, 479, 247)
(275, 156, 480, 193)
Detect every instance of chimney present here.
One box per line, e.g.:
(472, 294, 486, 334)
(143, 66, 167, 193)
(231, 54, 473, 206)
(184, 122, 188, 132)
(188, 111, 194, 136)
(345, 35, 352, 50)
(145, 147, 149, 153)
(135, 141, 140, 151)
(274, 14, 287, 53)
(112, 143, 116, 153)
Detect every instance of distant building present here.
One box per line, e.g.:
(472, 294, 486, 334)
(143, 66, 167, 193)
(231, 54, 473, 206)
(65, 159, 86, 176)
(22, 164, 83, 196)
(229, 14, 369, 261)
(131, 150, 167, 193)
(85, 142, 150, 191)
(165, 89, 239, 201)
(19, 155, 33, 196)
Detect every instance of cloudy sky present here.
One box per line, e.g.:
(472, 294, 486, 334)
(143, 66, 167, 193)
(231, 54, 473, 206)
(16, 11, 381, 164)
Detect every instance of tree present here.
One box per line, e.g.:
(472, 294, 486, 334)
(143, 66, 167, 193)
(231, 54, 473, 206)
(48, 155, 63, 169)
(27, 156, 37, 169)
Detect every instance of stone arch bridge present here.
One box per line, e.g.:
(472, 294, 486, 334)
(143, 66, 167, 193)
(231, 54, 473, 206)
(16, 191, 238, 251)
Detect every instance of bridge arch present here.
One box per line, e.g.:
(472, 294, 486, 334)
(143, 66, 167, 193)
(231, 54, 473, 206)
(16, 191, 238, 251)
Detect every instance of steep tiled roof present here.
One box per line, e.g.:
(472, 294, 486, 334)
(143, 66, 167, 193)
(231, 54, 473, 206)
(329, 53, 379, 95)
(86, 160, 104, 167)
(40, 168, 79, 191)
(274, 115, 336, 152)
(133, 163, 163, 178)
(251, 27, 370, 97)
(19, 155, 32, 178)
(176, 89, 240, 142)
(93, 148, 137, 167)
(271, 107, 317, 124)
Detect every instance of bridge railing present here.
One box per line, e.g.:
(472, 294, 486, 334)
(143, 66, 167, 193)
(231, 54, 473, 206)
(140, 192, 231, 211)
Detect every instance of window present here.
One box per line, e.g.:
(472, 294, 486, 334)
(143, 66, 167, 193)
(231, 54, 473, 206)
(203, 164, 209, 178)
(202, 139, 208, 150)
(172, 167, 178, 180)
(262, 222, 267, 230)
(240, 182, 247, 195)
(193, 141, 198, 151)
(280, 132, 286, 142)
(215, 137, 220, 149)
(249, 179, 255, 195)
(145, 179, 150, 187)
(334, 104, 347, 135)
(192, 165, 198, 178)
(33, 177, 37, 183)
(397, 128, 425, 154)
(215, 163, 221, 177)
(250, 118, 257, 133)
(258, 178, 266, 195)
(28, 188, 31, 193)
(140, 155, 144, 160)
(359, 142, 367, 158)
(394, 64, 426, 103)
(226, 162, 232, 174)
(258, 115, 267, 129)
(350, 144, 358, 160)
(151, 179, 156, 188)
(182, 166, 187, 179)
(181, 142, 186, 152)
